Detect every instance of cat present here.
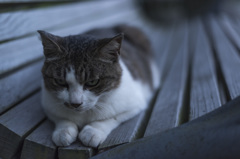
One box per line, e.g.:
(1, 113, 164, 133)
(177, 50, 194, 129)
(38, 25, 160, 148)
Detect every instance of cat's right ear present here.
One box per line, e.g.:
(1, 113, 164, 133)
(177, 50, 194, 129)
(38, 30, 65, 59)
(97, 33, 124, 63)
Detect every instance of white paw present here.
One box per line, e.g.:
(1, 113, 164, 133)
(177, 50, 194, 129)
(52, 127, 78, 146)
(79, 125, 107, 148)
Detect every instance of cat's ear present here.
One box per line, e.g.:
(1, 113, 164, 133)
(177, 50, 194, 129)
(98, 33, 124, 63)
(38, 30, 65, 59)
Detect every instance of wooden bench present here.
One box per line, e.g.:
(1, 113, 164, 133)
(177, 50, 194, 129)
(1, 0, 240, 159)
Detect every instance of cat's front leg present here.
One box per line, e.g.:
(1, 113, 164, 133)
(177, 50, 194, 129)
(79, 109, 141, 148)
(52, 120, 78, 146)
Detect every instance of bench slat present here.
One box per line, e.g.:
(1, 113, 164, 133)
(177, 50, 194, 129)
(0, 1, 131, 42)
(189, 19, 222, 120)
(21, 120, 56, 159)
(91, 95, 240, 159)
(0, 61, 42, 114)
(98, 110, 149, 149)
(144, 22, 190, 137)
(0, 6, 138, 76)
(52, 9, 139, 37)
(58, 142, 95, 159)
(224, 16, 240, 36)
(218, 14, 240, 50)
(156, 25, 181, 81)
(207, 15, 240, 99)
(0, 92, 44, 159)
(0, 36, 43, 76)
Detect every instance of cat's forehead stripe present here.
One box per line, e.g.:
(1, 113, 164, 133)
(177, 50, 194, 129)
(66, 67, 77, 85)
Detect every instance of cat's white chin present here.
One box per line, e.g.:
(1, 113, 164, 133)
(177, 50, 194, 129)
(70, 106, 94, 113)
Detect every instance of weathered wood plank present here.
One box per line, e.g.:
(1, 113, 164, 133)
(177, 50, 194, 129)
(232, 18, 240, 36)
(98, 110, 150, 149)
(0, 4, 138, 76)
(0, 36, 43, 75)
(155, 24, 180, 81)
(218, 14, 240, 50)
(206, 15, 240, 99)
(92, 95, 240, 159)
(189, 19, 222, 120)
(51, 8, 140, 37)
(144, 22, 190, 137)
(221, 15, 240, 37)
(58, 142, 95, 159)
(0, 61, 42, 114)
(21, 120, 56, 159)
(0, 92, 45, 159)
(0, 0, 133, 41)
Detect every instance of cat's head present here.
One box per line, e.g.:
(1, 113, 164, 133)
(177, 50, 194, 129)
(38, 30, 123, 112)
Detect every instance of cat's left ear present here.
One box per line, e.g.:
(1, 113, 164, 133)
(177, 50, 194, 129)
(38, 30, 65, 60)
(98, 33, 124, 63)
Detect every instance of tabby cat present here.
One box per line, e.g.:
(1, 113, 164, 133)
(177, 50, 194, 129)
(38, 25, 160, 148)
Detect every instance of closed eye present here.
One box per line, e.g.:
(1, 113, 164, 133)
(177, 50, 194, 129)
(54, 78, 68, 87)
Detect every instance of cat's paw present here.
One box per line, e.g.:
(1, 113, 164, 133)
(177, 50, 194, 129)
(79, 125, 107, 148)
(52, 127, 78, 146)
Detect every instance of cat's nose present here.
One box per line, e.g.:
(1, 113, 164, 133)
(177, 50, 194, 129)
(70, 102, 82, 108)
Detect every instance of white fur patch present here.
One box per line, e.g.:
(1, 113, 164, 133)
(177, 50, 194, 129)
(52, 122, 78, 146)
(79, 125, 107, 147)
(66, 68, 84, 104)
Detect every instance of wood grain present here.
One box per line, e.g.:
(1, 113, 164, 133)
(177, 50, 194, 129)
(92, 96, 240, 159)
(223, 15, 240, 37)
(99, 110, 149, 149)
(50, 8, 140, 37)
(154, 24, 180, 81)
(0, 92, 45, 159)
(0, 2, 138, 76)
(189, 19, 222, 120)
(0, 36, 43, 75)
(218, 14, 240, 50)
(0, 0, 132, 41)
(207, 15, 240, 99)
(58, 142, 95, 159)
(21, 120, 56, 159)
(144, 22, 190, 137)
(0, 61, 42, 114)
